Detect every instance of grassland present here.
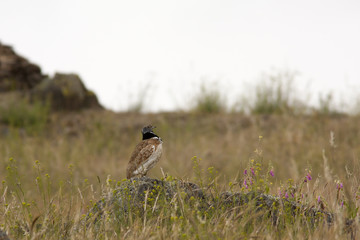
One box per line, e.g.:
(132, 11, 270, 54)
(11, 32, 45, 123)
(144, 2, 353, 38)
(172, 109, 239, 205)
(0, 106, 359, 239)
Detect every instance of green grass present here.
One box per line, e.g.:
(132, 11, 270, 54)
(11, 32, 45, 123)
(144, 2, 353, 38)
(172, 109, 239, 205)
(0, 97, 49, 134)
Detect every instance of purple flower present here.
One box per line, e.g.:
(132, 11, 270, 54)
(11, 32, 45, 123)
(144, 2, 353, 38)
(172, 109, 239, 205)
(249, 178, 253, 185)
(317, 196, 321, 203)
(269, 169, 274, 177)
(244, 169, 247, 175)
(291, 193, 294, 198)
(251, 168, 255, 176)
(341, 201, 344, 208)
(284, 192, 289, 199)
(337, 183, 343, 189)
(244, 179, 248, 189)
(306, 173, 312, 181)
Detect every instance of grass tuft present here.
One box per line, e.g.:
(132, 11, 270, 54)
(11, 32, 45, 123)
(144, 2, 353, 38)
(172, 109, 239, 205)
(192, 84, 226, 114)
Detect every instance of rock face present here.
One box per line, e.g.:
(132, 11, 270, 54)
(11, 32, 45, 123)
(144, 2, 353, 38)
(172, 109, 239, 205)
(0, 43, 44, 92)
(31, 73, 102, 111)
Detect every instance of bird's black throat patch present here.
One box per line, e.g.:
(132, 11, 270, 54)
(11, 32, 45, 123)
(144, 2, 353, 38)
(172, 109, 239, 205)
(142, 132, 159, 140)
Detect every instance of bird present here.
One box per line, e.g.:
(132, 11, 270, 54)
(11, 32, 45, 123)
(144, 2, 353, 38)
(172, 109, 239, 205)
(126, 125, 163, 179)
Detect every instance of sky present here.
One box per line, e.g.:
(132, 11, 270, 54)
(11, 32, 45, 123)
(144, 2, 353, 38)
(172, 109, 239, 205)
(1, 0, 360, 112)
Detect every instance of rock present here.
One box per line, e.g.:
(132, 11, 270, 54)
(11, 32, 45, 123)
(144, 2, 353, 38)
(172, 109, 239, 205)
(87, 177, 206, 223)
(0, 229, 10, 240)
(219, 191, 334, 226)
(31, 73, 103, 111)
(87, 177, 339, 229)
(0, 42, 44, 92)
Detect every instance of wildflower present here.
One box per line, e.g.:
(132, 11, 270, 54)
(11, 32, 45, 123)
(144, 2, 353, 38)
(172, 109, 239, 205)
(244, 179, 248, 189)
(291, 193, 294, 198)
(244, 169, 247, 175)
(317, 196, 321, 203)
(341, 201, 344, 208)
(304, 172, 312, 182)
(249, 178, 253, 185)
(251, 168, 255, 176)
(284, 192, 289, 199)
(337, 183, 343, 189)
(269, 169, 274, 177)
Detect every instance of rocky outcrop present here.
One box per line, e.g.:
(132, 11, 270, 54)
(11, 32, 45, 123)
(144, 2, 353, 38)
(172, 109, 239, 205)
(31, 73, 102, 111)
(87, 177, 206, 223)
(0, 42, 103, 111)
(0, 43, 44, 92)
(86, 177, 355, 238)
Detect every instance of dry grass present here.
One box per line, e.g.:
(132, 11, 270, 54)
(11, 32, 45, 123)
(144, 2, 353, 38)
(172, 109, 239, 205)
(0, 109, 359, 239)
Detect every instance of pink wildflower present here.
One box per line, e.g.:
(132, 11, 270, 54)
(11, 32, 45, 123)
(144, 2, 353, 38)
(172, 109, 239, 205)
(284, 192, 289, 199)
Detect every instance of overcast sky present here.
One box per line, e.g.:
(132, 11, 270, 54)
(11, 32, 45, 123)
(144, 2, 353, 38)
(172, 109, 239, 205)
(1, 0, 360, 111)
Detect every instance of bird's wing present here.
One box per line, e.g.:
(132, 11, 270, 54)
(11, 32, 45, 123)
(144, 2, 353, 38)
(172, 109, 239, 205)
(133, 143, 156, 166)
(127, 142, 157, 178)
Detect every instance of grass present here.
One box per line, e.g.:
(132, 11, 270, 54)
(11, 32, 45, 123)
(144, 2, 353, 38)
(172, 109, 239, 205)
(0, 73, 358, 239)
(0, 109, 359, 239)
(0, 96, 49, 134)
(191, 83, 227, 114)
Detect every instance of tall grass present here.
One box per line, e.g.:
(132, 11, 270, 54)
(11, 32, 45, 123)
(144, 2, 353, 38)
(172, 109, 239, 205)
(190, 71, 354, 116)
(0, 133, 357, 239)
(238, 71, 307, 115)
(0, 97, 49, 134)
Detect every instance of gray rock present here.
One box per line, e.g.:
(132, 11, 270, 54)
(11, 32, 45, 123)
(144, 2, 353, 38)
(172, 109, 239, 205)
(0, 229, 10, 240)
(31, 73, 103, 111)
(87, 177, 205, 223)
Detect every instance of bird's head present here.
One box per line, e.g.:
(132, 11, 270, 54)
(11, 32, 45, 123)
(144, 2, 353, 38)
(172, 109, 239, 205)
(141, 125, 159, 140)
(142, 125, 156, 134)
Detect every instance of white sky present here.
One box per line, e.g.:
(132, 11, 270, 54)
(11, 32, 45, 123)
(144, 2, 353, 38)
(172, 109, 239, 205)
(1, 0, 360, 112)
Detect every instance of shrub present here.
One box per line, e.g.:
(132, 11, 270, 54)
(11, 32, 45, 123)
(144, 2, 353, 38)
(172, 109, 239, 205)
(192, 84, 226, 113)
(239, 71, 306, 115)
